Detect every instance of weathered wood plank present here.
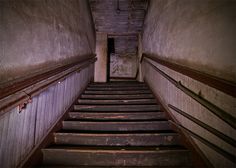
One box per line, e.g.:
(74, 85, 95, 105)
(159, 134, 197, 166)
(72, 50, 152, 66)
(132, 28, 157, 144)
(68, 111, 166, 120)
(84, 90, 151, 95)
(62, 120, 171, 131)
(86, 86, 148, 91)
(78, 98, 156, 105)
(42, 147, 191, 166)
(81, 94, 154, 99)
(54, 132, 181, 146)
(74, 104, 160, 112)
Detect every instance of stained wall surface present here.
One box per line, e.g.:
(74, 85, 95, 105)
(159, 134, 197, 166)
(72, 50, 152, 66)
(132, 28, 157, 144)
(0, 0, 95, 84)
(142, 0, 236, 82)
(142, 0, 236, 167)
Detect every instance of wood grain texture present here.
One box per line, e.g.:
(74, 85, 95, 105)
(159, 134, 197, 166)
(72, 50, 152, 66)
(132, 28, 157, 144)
(0, 65, 94, 168)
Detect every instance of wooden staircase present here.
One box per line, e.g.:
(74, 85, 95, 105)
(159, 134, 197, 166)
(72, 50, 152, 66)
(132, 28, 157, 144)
(40, 81, 193, 167)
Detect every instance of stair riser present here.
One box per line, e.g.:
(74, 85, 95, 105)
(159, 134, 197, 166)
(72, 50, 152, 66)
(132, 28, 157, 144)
(69, 112, 166, 120)
(74, 105, 160, 112)
(43, 149, 191, 166)
(81, 94, 154, 99)
(78, 99, 157, 105)
(84, 90, 151, 95)
(54, 133, 181, 146)
(62, 121, 171, 131)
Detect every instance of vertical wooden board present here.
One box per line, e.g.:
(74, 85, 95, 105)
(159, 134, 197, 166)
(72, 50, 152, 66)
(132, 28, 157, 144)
(58, 80, 65, 116)
(35, 91, 47, 144)
(48, 87, 55, 127)
(27, 96, 38, 149)
(19, 98, 37, 165)
(18, 101, 30, 164)
(0, 68, 93, 167)
(0, 114, 5, 162)
(0, 109, 13, 167)
(15, 107, 25, 167)
(54, 84, 60, 119)
(67, 77, 73, 105)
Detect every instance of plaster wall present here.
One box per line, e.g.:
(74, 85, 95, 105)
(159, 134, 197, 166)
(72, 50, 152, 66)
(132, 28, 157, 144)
(142, 0, 236, 82)
(0, 0, 95, 84)
(142, 0, 236, 167)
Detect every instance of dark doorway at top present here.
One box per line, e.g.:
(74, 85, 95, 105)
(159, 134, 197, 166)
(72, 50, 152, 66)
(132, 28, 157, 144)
(107, 38, 115, 82)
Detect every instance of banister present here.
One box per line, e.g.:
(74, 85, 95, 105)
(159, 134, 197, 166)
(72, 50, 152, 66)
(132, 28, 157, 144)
(142, 57, 236, 129)
(168, 104, 236, 147)
(141, 54, 236, 98)
(0, 54, 96, 117)
(169, 120, 236, 163)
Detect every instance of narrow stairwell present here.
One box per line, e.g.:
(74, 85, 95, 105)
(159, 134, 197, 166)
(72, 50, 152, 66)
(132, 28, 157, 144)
(40, 81, 192, 167)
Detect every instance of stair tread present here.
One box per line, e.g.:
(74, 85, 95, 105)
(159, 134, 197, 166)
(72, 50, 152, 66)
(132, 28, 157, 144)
(68, 111, 166, 120)
(40, 82, 193, 167)
(62, 120, 171, 132)
(69, 111, 164, 113)
(43, 145, 187, 151)
(63, 120, 169, 123)
(58, 130, 177, 133)
(81, 94, 154, 99)
(84, 90, 151, 95)
(77, 99, 157, 105)
(54, 132, 181, 146)
(74, 104, 161, 112)
(54, 132, 179, 136)
(86, 87, 149, 90)
(70, 110, 162, 113)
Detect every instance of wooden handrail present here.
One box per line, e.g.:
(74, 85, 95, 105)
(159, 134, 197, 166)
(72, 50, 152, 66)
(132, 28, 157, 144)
(168, 104, 236, 147)
(0, 54, 96, 117)
(141, 54, 236, 98)
(142, 57, 236, 129)
(169, 120, 236, 163)
(0, 54, 95, 99)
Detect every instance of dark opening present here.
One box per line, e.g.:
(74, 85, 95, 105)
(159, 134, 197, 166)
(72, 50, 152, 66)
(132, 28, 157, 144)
(107, 38, 115, 81)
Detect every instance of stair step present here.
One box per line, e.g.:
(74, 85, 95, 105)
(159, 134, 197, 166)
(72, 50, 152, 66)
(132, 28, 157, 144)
(78, 99, 156, 105)
(54, 132, 181, 146)
(62, 120, 171, 131)
(40, 81, 193, 167)
(89, 82, 145, 87)
(84, 90, 151, 95)
(68, 112, 166, 120)
(81, 94, 154, 99)
(74, 104, 160, 112)
(86, 86, 148, 91)
(42, 146, 191, 166)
